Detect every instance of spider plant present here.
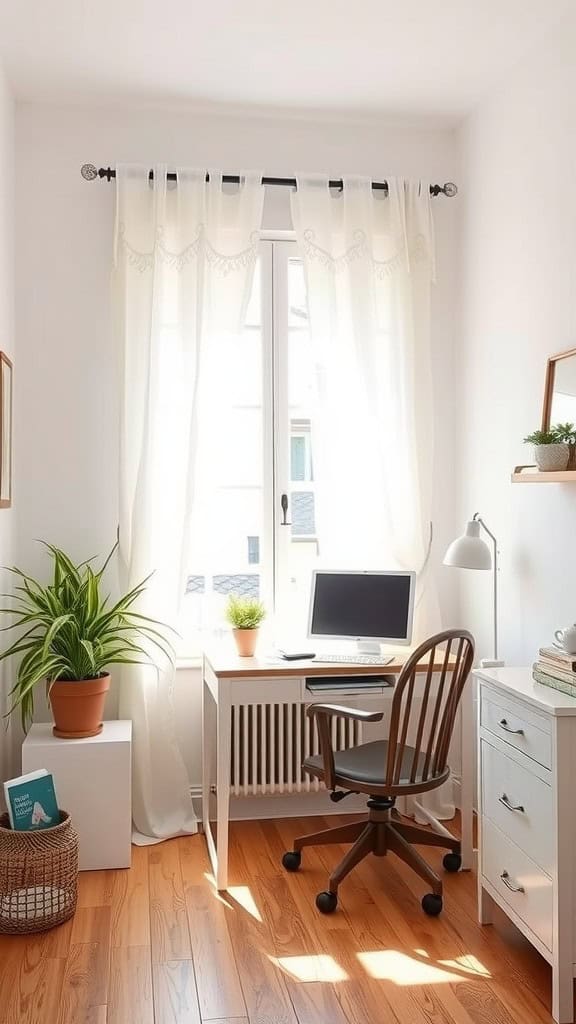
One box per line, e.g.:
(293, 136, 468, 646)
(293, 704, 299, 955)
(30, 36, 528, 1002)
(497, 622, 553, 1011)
(0, 541, 174, 731)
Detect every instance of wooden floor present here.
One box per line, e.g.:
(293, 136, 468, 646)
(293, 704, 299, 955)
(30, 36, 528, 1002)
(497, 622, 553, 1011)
(0, 814, 559, 1024)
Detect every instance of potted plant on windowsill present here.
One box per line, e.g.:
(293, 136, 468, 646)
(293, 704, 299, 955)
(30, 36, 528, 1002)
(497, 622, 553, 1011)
(523, 426, 570, 472)
(1, 542, 174, 738)
(225, 594, 266, 658)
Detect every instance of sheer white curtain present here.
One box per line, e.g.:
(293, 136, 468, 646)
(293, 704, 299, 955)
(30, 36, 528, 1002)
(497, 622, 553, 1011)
(291, 175, 452, 818)
(0, 662, 21, 787)
(114, 166, 264, 841)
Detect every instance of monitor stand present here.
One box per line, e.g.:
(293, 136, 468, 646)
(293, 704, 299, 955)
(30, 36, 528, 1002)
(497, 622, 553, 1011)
(356, 640, 382, 657)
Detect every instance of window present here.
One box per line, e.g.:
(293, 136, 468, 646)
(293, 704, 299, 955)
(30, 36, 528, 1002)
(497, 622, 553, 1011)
(247, 536, 260, 565)
(290, 434, 309, 482)
(181, 240, 318, 651)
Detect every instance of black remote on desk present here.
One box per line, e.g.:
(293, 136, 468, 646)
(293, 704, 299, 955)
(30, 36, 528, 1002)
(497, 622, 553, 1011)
(279, 651, 316, 661)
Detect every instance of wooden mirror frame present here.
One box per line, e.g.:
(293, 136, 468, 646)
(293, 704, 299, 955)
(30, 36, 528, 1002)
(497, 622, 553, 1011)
(0, 352, 13, 509)
(542, 347, 576, 430)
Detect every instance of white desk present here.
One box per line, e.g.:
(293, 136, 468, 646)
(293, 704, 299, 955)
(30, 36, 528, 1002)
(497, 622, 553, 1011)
(202, 647, 474, 890)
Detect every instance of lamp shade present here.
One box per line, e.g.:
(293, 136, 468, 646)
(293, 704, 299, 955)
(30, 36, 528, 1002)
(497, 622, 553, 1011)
(443, 520, 492, 570)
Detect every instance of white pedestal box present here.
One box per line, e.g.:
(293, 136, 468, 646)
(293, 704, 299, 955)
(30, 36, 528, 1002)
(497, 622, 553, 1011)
(22, 720, 132, 870)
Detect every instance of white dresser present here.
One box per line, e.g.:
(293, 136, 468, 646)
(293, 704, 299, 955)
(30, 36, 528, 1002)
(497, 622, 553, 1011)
(476, 667, 576, 1023)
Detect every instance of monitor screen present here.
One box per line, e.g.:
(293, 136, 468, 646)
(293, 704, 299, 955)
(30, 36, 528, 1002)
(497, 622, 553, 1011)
(308, 571, 415, 643)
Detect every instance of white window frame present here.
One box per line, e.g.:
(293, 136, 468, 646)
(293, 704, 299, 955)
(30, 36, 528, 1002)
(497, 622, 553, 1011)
(269, 237, 305, 620)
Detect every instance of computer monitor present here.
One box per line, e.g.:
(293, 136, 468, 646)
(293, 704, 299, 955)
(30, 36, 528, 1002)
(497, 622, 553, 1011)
(308, 570, 416, 654)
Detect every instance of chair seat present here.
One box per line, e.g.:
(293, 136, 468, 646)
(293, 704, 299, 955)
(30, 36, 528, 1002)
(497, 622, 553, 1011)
(304, 739, 433, 788)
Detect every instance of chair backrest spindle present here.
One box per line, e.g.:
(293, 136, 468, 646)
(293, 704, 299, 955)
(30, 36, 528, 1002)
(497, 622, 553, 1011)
(386, 630, 474, 790)
(409, 647, 435, 783)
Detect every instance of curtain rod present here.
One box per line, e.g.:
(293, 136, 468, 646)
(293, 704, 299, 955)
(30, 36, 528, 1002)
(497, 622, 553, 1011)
(80, 164, 458, 197)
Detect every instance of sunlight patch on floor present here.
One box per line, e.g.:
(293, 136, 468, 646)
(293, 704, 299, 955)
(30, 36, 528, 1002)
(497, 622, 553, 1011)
(357, 950, 475, 986)
(438, 954, 491, 978)
(203, 872, 263, 921)
(227, 885, 263, 921)
(271, 954, 348, 983)
(204, 872, 237, 912)
(412, 948, 490, 978)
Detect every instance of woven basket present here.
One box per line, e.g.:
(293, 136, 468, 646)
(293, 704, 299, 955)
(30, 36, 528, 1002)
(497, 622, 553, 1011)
(0, 810, 78, 934)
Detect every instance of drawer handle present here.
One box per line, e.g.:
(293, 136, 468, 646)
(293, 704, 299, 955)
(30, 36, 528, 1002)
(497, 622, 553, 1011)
(500, 870, 525, 894)
(498, 718, 524, 736)
(498, 793, 525, 813)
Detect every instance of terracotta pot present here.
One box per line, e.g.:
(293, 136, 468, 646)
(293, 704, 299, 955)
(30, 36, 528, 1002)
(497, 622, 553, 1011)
(233, 628, 259, 658)
(49, 674, 111, 739)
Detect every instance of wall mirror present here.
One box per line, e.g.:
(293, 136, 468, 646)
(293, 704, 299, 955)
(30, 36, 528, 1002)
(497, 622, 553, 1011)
(542, 347, 576, 429)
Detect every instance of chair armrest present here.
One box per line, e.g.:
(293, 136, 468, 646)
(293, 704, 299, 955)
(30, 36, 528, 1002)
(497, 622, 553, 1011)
(306, 704, 384, 723)
(306, 705, 383, 789)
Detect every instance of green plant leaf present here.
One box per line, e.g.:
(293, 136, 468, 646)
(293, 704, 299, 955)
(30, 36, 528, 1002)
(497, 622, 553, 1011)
(41, 614, 73, 662)
(79, 639, 96, 674)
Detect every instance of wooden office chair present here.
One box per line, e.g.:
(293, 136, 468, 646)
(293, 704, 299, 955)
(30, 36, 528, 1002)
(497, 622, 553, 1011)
(281, 629, 475, 916)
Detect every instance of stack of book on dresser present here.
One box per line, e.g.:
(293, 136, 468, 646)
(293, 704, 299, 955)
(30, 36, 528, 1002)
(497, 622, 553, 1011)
(533, 647, 576, 697)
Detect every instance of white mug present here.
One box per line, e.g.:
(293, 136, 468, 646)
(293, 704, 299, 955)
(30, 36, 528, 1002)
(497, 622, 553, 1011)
(554, 625, 576, 654)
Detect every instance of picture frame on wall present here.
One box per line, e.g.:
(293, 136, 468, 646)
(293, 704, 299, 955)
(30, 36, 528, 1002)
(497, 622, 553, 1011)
(0, 353, 13, 508)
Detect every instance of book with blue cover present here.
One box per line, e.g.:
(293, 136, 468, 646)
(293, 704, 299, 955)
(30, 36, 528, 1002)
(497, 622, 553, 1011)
(3, 769, 60, 831)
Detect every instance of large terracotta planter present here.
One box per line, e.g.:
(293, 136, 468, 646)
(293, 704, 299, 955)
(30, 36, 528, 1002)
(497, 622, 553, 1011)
(49, 674, 111, 739)
(233, 628, 259, 658)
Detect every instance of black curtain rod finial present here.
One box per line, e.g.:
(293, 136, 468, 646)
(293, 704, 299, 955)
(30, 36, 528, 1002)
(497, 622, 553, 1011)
(80, 164, 458, 197)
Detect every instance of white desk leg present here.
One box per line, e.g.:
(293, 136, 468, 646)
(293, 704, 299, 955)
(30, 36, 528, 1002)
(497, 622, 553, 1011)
(201, 675, 212, 840)
(460, 674, 475, 870)
(215, 681, 232, 891)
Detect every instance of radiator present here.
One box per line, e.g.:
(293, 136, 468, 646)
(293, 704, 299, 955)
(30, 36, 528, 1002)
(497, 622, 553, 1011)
(230, 703, 362, 797)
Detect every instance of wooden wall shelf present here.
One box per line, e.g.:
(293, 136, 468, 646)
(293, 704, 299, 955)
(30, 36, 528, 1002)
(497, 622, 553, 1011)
(512, 465, 576, 483)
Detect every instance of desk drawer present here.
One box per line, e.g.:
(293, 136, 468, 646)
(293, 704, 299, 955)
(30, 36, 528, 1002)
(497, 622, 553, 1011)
(480, 690, 551, 769)
(482, 818, 553, 951)
(481, 739, 552, 874)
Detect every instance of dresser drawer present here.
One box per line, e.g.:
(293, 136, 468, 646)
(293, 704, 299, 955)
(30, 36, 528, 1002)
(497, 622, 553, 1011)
(481, 739, 552, 874)
(482, 818, 553, 951)
(480, 690, 551, 769)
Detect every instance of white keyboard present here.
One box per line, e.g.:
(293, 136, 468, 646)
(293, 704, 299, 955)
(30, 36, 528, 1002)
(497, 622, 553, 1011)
(315, 653, 394, 666)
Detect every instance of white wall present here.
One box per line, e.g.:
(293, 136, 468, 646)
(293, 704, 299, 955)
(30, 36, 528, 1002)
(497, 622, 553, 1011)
(458, 12, 576, 664)
(0, 63, 17, 783)
(16, 102, 460, 783)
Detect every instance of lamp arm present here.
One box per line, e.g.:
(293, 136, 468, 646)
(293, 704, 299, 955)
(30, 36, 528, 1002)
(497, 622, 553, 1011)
(473, 513, 498, 661)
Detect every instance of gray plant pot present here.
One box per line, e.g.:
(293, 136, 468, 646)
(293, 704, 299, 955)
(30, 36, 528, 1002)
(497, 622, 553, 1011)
(534, 443, 569, 472)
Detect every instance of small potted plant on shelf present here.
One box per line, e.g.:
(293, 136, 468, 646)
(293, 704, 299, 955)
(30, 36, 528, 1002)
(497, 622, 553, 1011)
(0, 542, 174, 737)
(225, 594, 266, 657)
(523, 425, 570, 472)
(552, 422, 576, 468)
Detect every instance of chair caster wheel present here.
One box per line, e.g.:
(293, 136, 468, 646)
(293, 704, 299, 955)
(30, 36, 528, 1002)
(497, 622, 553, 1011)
(316, 890, 338, 914)
(422, 893, 443, 916)
(443, 852, 461, 872)
(282, 851, 301, 872)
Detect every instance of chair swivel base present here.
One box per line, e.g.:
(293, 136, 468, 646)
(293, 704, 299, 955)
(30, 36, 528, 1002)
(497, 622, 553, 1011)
(282, 804, 461, 916)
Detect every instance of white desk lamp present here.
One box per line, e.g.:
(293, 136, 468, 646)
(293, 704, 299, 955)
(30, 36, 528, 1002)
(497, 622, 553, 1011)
(443, 513, 505, 668)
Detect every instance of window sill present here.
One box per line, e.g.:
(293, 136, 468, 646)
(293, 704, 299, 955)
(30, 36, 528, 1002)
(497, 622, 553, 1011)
(176, 657, 203, 670)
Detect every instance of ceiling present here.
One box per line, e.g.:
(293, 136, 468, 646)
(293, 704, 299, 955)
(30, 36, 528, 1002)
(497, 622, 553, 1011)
(0, 0, 571, 121)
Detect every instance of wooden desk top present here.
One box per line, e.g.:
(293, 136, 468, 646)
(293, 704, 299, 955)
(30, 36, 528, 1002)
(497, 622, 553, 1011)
(204, 645, 456, 680)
